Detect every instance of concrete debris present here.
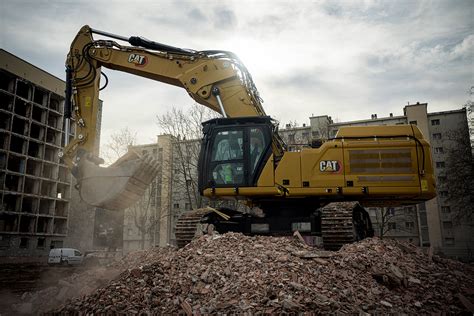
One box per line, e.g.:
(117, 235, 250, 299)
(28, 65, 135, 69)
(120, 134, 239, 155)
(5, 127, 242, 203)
(44, 233, 474, 314)
(10, 248, 170, 314)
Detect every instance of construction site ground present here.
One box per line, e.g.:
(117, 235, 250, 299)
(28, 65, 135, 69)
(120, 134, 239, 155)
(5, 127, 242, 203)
(0, 233, 473, 314)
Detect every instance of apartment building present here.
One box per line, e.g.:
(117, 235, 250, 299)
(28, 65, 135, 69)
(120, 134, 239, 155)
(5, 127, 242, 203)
(122, 135, 173, 253)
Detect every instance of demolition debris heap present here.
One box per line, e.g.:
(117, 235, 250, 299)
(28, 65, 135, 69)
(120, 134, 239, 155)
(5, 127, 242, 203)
(58, 233, 473, 314)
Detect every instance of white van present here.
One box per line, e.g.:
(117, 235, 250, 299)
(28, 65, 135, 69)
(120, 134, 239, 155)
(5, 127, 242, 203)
(48, 248, 84, 266)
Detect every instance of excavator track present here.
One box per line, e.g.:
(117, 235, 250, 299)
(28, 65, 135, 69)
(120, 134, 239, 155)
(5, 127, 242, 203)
(320, 201, 373, 251)
(175, 203, 373, 250)
(175, 208, 214, 248)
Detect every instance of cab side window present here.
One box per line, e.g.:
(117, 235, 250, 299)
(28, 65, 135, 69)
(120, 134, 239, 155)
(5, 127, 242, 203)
(250, 128, 265, 173)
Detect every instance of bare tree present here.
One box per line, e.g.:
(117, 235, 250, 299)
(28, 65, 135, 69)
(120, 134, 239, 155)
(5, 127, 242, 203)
(101, 127, 137, 165)
(314, 124, 331, 141)
(443, 126, 474, 224)
(125, 186, 159, 249)
(281, 121, 310, 151)
(103, 127, 163, 249)
(156, 104, 248, 217)
(375, 207, 417, 238)
(463, 86, 473, 148)
(157, 104, 217, 210)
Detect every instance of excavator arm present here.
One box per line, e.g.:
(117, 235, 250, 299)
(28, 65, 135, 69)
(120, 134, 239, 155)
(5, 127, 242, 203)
(62, 25, 282, 210)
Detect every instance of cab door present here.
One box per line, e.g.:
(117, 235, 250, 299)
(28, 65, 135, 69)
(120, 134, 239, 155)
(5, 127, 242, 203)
(208, 129, 247, 187)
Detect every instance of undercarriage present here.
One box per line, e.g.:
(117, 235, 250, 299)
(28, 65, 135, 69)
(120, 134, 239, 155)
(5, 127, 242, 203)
(175, 201, 374, 250)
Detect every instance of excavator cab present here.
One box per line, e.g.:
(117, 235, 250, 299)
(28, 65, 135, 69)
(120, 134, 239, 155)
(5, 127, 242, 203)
(198, 117, 274, 192)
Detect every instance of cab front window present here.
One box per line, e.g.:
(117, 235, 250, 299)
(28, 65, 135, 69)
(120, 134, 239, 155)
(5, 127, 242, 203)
(210, 130, 244, 185)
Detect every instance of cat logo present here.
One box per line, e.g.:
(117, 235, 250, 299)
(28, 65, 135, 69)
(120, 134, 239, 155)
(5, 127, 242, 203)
(319, 160, 341, 173)
(128, 54, 148, 67)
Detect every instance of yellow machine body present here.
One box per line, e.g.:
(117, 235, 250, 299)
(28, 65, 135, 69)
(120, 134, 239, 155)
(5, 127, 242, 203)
(63, 25, 436, 212)
(203, 125, 436, 206)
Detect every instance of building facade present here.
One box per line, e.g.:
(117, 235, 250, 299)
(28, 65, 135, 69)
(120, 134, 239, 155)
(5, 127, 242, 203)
(0, 50, 73, 257)
(122, 135, 173, 253)
(0, 50, 106, 259)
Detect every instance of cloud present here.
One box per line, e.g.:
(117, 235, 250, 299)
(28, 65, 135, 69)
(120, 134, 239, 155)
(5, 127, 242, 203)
(188, 8, 207, 22)
(1, 0, 471, 148)
(213, 7, 237, 30)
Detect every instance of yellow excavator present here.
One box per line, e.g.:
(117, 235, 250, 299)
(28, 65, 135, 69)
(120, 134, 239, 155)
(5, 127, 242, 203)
(63, 25, 436, 249)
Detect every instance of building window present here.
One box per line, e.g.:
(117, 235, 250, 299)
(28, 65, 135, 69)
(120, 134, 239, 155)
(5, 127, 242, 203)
(37, 238, 45, 249)
(409, 120, 417, 125)
(434, 147, 444, 154)
(128, 228, 133, 236)
(288, 134, 295, 143)
(173, 203, 180, 209)
(431, 119, 440, 126)
(185, 202, 191, 210)
(441, 206, 451, 213)
(302, 132, 309, 139)
(432, 133, 442, 140)
(50, 240, 63, 249)
(19, 237, 29, 249)
(439, 191, 448, 198)
(388, 222, 397, 230)
(312, 131, 320, 138)
(0, 236, 11, 249)
(444, 237, 455, 246)
(436, 162, 445, 168)
(152, 148, 157, 154)
(419, 212, 428, 226)
(421, 227, 430, 245)
(442, 221, 453, 229)
(405, 222, 415, 229)
(404, 206, 414, 215)
(387, 207, 395, 216)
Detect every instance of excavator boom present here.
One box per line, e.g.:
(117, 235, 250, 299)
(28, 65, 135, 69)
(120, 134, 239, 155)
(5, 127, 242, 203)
(63, 25, 282, 210)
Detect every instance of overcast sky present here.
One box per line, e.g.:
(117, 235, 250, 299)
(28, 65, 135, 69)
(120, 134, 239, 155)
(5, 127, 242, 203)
(1, 0, 472, 149)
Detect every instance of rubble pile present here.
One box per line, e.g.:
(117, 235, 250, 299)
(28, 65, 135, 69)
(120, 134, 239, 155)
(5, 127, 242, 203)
(56, 233, 474, 314)
(10, 248, 172, 314)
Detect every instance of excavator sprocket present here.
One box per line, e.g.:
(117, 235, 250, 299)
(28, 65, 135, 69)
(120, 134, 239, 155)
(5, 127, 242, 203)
(320, 201, 373, 251)
(175, 208, 215, 248)
(77, 152, 160, 210)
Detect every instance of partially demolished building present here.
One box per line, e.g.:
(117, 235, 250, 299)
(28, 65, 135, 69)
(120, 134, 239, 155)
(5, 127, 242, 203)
(0, 49, 72, 256)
